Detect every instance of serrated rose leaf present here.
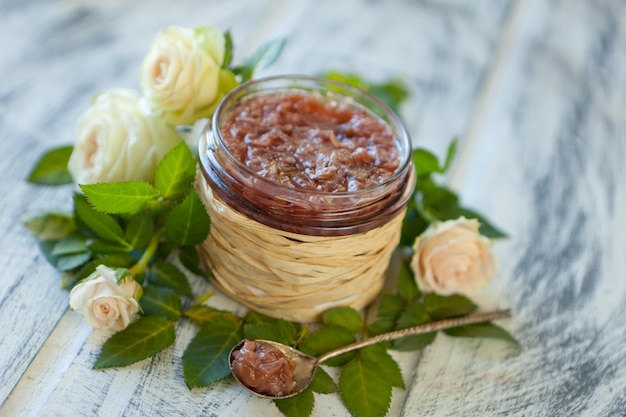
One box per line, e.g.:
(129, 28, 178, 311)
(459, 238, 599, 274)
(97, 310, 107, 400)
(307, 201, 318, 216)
(27, 145, 74, 185)
(360, 345, 404, 389)
(124, 214, 153, 250)
(235, 38, 286, 82)
(184, 305, 241, 327)
(20, 210, 76, 240)
(178, 245, 207, 277)
(396, 261, 419, 302)
(148, 261, 192, 297)
(274, 387, 314, 417)
(76, 254, 136, 282)
(300, 326, 356, 367)
(56, 251, 91, 271)
(424, 293, 477, 320)
(93, 316, 175, 369)
(444, 322, 519, 346)
(393, 303, 436, 352)
(80, 181, 159, 214)
(140, 286, 182, 320)
(155, 141, 197, 200)
(412, 148, 442, 177)
(51, 235, 88, 256)
(322, 307, 363, 334)
(339, 358, 392, 417)
(182, 320, 243, 388)
(87, 239, 131, 255)
(166, 190, 211, 246)
(309, 367, 336, 394)
(377, 294, 405, 320)
(74, 197, 126, 245)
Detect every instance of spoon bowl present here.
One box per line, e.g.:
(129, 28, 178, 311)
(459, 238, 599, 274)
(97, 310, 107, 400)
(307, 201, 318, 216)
(229, 309, 511, 399)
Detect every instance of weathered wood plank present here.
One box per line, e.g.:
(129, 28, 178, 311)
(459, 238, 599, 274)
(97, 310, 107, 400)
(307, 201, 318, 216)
(0, 0, 551, 416)
(404, 0, 626, 415)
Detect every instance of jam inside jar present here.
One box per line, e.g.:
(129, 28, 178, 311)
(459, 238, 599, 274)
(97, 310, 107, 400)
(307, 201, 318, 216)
(199, 75, 414, 237)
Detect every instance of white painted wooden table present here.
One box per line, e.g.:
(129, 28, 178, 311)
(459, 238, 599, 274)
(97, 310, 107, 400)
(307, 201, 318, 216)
(1, 0, 625, 415)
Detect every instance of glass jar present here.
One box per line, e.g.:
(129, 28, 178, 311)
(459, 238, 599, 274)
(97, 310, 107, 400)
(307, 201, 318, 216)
(197, 75, 415, 321)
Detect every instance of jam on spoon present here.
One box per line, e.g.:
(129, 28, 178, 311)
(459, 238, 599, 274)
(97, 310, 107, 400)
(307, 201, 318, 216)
(229, 309, 512, 399)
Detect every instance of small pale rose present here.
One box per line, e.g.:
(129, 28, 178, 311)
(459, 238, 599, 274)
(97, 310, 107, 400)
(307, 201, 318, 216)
(69, 265, 142, 332)
(410, 217, 497, 296)
(67, 88, 182, 184)
(140, 25, 235, 125)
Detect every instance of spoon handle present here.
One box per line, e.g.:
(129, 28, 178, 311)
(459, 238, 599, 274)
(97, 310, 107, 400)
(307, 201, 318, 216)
(317, 309, 512, 363)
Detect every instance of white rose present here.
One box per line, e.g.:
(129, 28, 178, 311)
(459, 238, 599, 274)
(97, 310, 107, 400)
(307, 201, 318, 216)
(410, 217, 497, 296)
(69, 265, 142, 332)
(67, 88, 182, 184)
(140, 25, 236, 125)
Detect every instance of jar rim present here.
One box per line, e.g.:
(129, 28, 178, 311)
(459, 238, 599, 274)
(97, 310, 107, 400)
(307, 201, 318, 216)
(208, 74, 413, 198)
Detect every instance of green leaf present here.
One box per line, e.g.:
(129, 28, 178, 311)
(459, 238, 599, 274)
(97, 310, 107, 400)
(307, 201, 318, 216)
(396, 261, 419, 302)
(124, 214, 153, 250)
(20, 210, 76, 240)
(274, 387, 314, 417)
(242, 312, 300, 345)
(234, 38, 286, 82)
(87, 240, 131, 255)
(51, 235, 88, 256)
(178, 245, 208, 277)
(322, 307, 363, 334)
(442, 138, 458, 173)
(444, 322, 519, 346)
(222, 30, 234, 69)
(140, 286, 182, 320)
(75, 254, 136, 282)
(339, 357, 392, 417)
(412, 148, 442, 177)
(457, 207, 508, 239)
(37, 239, 61, 268)
(322, 71, 368, 90)
(148, 261, 193, 297)
(377, 294, 406, 321)
(184, 305, 241, 327)
(166, 190, 211, 246)
(368, 78, 410, 114)
(367, 318, 395, 340)
(154, 141, 196, 200)
(321, 71, 410, 114)
(309, 367, 337, 394)
(424, 293, 477, 320)
(399, 207, 429, 247)
(300, 326, 356, 367)
(182, 320, 243, 388)
(27, 145, 73, 185)
(93, 316, 175, 369)
(80, 181, 159, 214)
(74, 196, 127, 245)
(56, 252, 92, 271)
(360, 345, 404, 389)
(393, 303, 436, 352)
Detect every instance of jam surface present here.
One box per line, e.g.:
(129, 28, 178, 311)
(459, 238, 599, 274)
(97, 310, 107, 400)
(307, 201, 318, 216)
(221, 92, 401, 192)
(231, 340, 298, 397)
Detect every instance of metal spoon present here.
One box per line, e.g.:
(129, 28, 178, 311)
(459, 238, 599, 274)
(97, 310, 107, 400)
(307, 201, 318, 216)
(229, 309, 511, 399)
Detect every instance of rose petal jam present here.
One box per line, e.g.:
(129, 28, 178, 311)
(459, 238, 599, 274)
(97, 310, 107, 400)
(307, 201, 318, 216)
(221, 92, 401, 193)
(231, 340, 298, 397)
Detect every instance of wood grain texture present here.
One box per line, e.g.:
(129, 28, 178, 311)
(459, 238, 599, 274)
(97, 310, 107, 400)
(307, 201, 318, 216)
(2, 0, 624, 416)
(405, 0, 626, 416)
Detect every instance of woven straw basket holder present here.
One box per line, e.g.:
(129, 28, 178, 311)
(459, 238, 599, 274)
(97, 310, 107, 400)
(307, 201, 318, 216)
(196, 172, 406, 323)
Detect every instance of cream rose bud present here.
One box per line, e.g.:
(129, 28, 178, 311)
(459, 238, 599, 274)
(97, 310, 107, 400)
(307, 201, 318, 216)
(140, 25, 230, 125)
(410, 217, 497, 296)
(67, 88, 182, 184)
(69, 265, 142, 332)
